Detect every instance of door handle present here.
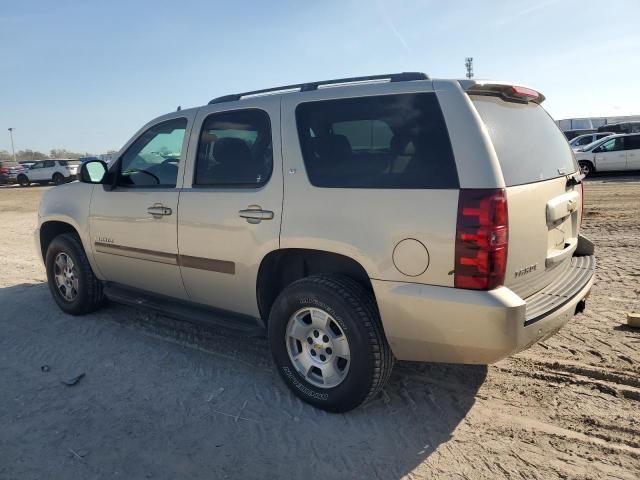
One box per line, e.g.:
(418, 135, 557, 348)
(147, 204, 172, 216)
(239, 205, 274, 224)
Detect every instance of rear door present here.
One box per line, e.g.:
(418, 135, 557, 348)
(593, 136, 627, 171)
(177, 99, 282, 317)
(470, 95, 582, 299)
(623, 134, 640, 170)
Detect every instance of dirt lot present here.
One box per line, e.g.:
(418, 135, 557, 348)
(1, 178, 639, 480)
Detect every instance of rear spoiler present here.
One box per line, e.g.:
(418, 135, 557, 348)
(458, 80, 546, 104)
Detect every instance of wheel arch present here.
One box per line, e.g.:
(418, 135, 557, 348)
(39, 220, 81, 261)
(256, 248, 375, 321)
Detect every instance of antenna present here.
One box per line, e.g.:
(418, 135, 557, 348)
(465, 57, 474, 79)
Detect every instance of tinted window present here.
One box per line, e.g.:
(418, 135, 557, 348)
(58, 160, 68, 166)
(574, 135, 594, 147)
(295, 93, 458, 189)
(43, 160, 55, 168)
(624, 135, 640, 150)
(472, 96, 577, 186)
(195, 109, 272, 187)
(119, 118, 187, 187)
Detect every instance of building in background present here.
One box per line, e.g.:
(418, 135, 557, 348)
(557, 114, 640, 131)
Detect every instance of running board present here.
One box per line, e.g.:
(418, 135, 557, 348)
(103, 283, 266, 338)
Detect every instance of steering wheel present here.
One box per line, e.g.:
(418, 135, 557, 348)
(123, 169, 160, 185)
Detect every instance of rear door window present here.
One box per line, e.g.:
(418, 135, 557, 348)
(194, 109, 273, 188)
(295, 93, 458, 189)
(471, 96, 577, 186)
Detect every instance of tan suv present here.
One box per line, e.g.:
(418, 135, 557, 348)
(36, 73, 595, 412)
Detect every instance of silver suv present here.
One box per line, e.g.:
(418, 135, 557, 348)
(37, 73, 595, 412)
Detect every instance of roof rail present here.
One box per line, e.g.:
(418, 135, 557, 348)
(208, 72, 429, 105)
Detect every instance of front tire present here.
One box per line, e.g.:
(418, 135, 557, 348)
(268, 275, 394, 412)
(579, 160, 594, 177)
(45, 233, 105, 315)
(17, 174, 30, 187)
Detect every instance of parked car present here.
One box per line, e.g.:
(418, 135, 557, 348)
(563, 128, 596, 141)
(36, 73, 595, 412)
(17, 159, 78, 186)
(597, 121, 640, 135)
(574, 133, 640, 176)
(569, 132, 614, 151)
(0, 160, 25, 184)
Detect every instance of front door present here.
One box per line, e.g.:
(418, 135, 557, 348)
(593, 136, 627, 171)
(89, 115, 193, 299)
(178, 100, 282, 317)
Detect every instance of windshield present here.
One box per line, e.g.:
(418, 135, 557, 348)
(472, 96, 577, 185)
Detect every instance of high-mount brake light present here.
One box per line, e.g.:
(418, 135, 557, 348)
(510, 86, 540, 100)
(454, 189, 508, 290)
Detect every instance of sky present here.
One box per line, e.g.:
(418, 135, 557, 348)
(1, 0, 640, 154)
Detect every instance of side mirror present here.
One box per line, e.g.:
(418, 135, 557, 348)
(79, 160, 108, 184)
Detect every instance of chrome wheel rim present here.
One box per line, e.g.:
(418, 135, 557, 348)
(53, 252, 79, 302)
(285, 307, 351, 389)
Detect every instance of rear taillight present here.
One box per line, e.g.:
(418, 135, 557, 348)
(454, 189, 508, 290)
(0, 167, 9, 174)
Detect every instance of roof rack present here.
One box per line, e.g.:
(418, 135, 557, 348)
(208, 72, 429, 105)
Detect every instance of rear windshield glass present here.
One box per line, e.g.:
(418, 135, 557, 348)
(471, 96, 577, 186)
(296, 93, 458, 189)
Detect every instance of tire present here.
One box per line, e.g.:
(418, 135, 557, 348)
(52, 173, 65, 185)
(45, 233, 105, 315)
(17, 174, 29, 187)
(268, 274, 394, 412)
(579, 160, 594, 177)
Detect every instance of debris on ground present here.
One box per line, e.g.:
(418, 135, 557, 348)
(61, 372, 85, 386)
(627, 312, 640, 328)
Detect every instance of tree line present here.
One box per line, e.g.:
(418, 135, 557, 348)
(0, 149, 117, 162)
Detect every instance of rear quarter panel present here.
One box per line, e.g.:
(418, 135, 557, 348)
(280, 82, 460, 286)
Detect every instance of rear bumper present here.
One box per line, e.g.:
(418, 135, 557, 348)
(0, 174, 18, 184)
(372, 255, 595, 364)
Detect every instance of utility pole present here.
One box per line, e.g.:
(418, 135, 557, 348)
(465, 57, 474, 79)
(7, 128, 16, 162)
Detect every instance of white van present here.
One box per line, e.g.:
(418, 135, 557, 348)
(575, 133, 640, 175)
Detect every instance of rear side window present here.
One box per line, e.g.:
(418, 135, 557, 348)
(624, 135, 640, 150)
(472, 96, 577, 186)
(58, 160, 68, 166)
(295, 93, 458, 189)
(195, 109, 273, 188)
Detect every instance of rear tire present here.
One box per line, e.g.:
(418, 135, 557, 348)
(45, 233, 105, 315)
(17, 174, 29, 187)
(268, 274, 394, 412)
(52, 173, 64, 185)
(579, 160, 594, 177)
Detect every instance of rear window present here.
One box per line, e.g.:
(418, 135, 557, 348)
(472, 96, 577, 186)
(295, 93, 458, 189)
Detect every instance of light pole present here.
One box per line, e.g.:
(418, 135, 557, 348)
(7, 128, 16, 162)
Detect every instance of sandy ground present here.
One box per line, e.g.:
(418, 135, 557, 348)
(0, 178, 639, 480)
